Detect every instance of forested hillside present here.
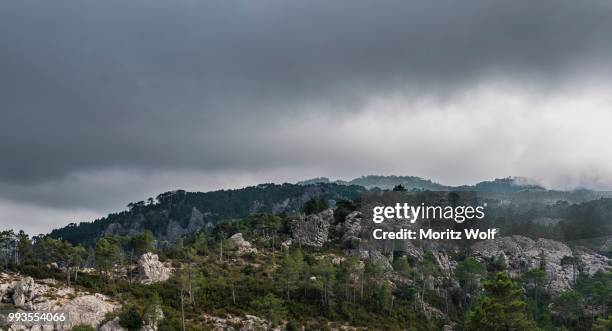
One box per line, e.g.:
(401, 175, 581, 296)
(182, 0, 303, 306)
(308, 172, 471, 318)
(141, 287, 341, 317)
(49, 183, 364, 245)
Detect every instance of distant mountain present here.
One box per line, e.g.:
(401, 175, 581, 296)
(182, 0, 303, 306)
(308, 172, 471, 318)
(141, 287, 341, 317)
(296, 177, 331, 185)
(454, 177, 546, 192)
(297, 175, 543, 192)
(344, 175, 450, 191)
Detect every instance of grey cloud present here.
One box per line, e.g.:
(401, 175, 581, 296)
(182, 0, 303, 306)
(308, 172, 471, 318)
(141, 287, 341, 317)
(1, 0, 612, 219)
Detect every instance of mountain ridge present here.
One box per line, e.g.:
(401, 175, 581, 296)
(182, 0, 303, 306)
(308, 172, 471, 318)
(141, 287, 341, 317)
(298, 175, 546, 192)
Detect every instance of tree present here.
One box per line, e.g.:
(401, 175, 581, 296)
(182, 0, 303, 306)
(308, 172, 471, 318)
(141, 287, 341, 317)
(193, 231, 208, 256)
(333, 200, 357, 224)
(251, 293, 287, 326)
(303, 198, 329, 215)
(392, 184, 407, 192)
(522, 268, 548, 323)
(561, 255, 583, 284)
(0, 230, 16, 266)
(119, 305, 143, 331)
(464, 272, 539, 331)
(455, 257, 486, 308)
(131, 230, 155, 256)
(593, 315, 612, 331)
(552, 290, 583, 328)
(364, 261, 384, 300)
(15, 230, 32, 264)
(68, 245, 87, 283)
(278, 250, 303, 300)
(339, 257, 361, 302)
(94, 237, 123, 280)
(54, 240, 83, 286)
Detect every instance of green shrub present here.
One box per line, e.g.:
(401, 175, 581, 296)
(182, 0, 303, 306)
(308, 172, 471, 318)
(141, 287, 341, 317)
(158, 318, 181, 331)
(118, 305, 143, 330)
(71, 325, 96, 331)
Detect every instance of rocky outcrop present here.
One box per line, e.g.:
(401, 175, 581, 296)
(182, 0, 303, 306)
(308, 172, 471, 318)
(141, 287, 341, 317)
(337, 211, 362, 243)
(12, 277, 34, 308)
(291, 209, 333, 247)
(201, 313, 280, 331)
(281, 239, 293, 250)
(0, 274, 120, 330)
(63, 294, 119, 328)
(99, 317, 127, 331)
(142, 304, 164, 331)
(138, 252, 172, 284)
(471, 235, 612, 293)
(573, 247, 612, 276)
(228, 233, 258, 255)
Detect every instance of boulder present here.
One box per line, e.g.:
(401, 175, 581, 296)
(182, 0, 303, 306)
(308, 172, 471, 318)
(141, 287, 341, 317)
(62, 294, 120, 328)
(281, 239, 292, 250)
(1, 274, 120, 330)
(138, 253, 172, 284)
(12, 277, 34, 308)
(228, 233, 258, 255)
(336, 211, 363, 244)
(99, 317, 128, 331)
(291, 209, 333, 247)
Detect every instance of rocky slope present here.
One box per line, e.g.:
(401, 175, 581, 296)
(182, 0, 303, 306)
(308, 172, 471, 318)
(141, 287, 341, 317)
(471, 235, 611, 292)
(293, 210, 612, 298)
(0, 273, 120, 330)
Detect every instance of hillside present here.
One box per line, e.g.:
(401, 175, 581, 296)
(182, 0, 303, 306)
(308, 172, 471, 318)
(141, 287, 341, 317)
(49, 182, 364, 245)
(2, 196, 612, 330)
(49, 177, 612, 247)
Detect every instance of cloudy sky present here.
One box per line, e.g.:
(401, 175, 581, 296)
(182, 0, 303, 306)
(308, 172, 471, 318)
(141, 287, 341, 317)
(2, 0, 612, 234)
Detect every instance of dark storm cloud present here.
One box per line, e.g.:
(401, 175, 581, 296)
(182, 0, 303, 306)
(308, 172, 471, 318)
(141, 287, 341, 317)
(1, 0, 612, 225)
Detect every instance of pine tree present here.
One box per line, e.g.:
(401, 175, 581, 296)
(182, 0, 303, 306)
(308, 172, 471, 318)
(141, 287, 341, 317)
(465, 272, 539, 331)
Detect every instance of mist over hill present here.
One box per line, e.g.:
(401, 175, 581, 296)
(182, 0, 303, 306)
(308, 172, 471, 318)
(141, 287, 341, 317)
(48, 176, 612, 247)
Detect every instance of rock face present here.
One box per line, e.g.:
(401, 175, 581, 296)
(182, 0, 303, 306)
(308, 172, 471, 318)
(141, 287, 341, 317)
(138, 252, 172, 284)
(281, 239, 293, 250)
(105, 207, 208, 243)
(202, 313, 280, 331)
(337, 211, 362, 242)
(574, 247, 612, 275)
(62, 294, 119, 328)
(291, 209, 334, 247)
(12, 277, 34, 308)
(228, 233, 258, 255)
(471, 235, 612, 293)
(99, 317, 127, 331)
(0, 274, 120, 330)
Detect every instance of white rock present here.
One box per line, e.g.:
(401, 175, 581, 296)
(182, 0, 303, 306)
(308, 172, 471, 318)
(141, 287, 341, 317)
(471, 235, 611, 293)
(138, 252, 172, 284)
(1, 274, 120, 330)
(228, 233, 258, 255)
(99, 317, 128, 331)
(291, 209, 334, 247)
(12, 277, 34, 308)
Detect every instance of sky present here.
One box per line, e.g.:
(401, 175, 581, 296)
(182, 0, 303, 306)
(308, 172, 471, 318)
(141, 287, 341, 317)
(2, 0, 612, 234)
